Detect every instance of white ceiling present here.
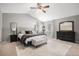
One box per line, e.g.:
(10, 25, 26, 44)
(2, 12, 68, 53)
(0, 3, 79, 21)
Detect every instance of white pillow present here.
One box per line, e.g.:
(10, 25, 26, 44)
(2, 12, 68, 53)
(18, 33, 24, 39)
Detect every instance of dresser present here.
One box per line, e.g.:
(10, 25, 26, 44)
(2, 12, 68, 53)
(10, 35, 17, 42)
(57, 31, 75, 42)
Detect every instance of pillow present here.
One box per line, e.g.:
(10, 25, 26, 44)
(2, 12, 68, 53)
(18, 32, 24, 39)
(25, 31, 32, 34)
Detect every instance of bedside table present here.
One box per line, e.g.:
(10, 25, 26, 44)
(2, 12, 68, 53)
(10, 35, 17, 42)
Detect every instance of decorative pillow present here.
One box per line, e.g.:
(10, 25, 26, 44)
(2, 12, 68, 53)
(25, 31, 32, 34)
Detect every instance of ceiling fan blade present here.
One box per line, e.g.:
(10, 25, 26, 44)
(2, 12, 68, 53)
(37, 3, 41, 6)
(42, 9, 46, 13)
(37, 3, 42, 9)
(30, 7, 37, 9)
(43, 5, 50, 8)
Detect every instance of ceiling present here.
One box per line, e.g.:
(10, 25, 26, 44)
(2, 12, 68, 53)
(0, 3, 79, 21)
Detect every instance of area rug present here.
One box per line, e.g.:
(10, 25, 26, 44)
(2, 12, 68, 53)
(16, 39, 72, 56)
(0, 42, 17, 56)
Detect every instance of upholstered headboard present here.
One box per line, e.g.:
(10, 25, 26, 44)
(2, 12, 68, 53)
(17, 27, 35, 34)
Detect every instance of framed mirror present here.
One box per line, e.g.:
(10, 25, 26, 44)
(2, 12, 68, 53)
(10, 22, 17, 35)
(59, 21, 74, 31)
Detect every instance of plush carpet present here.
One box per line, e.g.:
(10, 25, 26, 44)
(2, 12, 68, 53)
(0, 42, 17, 56)
(1, 39, 79, 56)
(16, 39, 72, 56)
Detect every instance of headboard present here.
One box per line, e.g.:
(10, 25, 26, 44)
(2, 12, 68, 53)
(17, 27, 33, 34)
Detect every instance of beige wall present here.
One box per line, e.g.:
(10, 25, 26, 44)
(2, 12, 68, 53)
(2, 13, 42, 41)
(0, 12, 2, 41)
(45, 15, 79, 43)
(52, 15, 79, 43)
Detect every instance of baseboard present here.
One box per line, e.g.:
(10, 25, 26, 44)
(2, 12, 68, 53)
(75, 41, 79, 44)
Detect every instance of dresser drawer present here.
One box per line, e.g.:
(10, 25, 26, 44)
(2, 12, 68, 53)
(57, 31, 75, 42)
(10, 35, 17, 42)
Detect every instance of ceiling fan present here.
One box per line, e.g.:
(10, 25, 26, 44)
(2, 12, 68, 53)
(30, 3, 50, 13)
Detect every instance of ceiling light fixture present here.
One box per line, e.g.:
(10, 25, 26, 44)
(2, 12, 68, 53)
(30, 3, 50, 13)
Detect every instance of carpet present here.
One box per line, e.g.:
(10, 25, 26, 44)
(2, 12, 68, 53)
(0, 42, 17, 56)
(16, 39, 72, 56)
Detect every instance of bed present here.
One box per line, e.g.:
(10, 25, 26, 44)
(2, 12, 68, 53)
(18, 32, 47, 47)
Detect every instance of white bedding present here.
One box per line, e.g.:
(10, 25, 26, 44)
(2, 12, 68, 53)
(18, 33, 47, 46)
(18, 33, 24, 39)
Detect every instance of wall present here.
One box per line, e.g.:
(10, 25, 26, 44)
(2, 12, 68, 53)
(2, 13, 41, 41)
(44, 21, 54, 38)
(52, 15, 79, 43)
(0, 12, 2, 41)
(3, 13, 79, 43)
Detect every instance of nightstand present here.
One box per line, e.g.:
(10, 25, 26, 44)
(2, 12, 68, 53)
(10, 35, 17, 42)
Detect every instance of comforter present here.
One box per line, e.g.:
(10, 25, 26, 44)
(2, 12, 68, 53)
(18, 34, 46, 45)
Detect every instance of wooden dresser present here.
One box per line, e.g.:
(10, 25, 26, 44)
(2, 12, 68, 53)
(10, 35, 17, 42)
(57, 31, 75, 42)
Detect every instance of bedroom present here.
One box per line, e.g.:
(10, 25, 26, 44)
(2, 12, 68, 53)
(0, 3, 79, 56)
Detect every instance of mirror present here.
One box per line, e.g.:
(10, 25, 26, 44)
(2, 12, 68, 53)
(59, 21, 74, 31)
(10, 22, 17, 35)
